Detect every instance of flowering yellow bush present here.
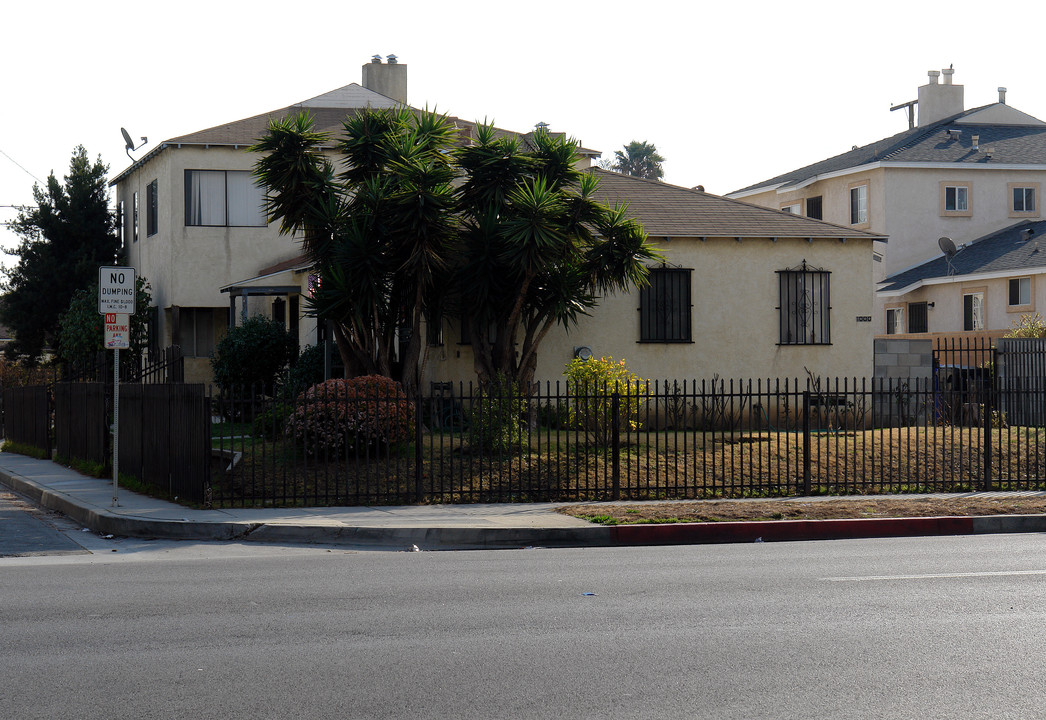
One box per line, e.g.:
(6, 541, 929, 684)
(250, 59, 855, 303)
(289, 376, 414, 456)
(564, 356, 648, 446)
(1004, 313, 1046, 338)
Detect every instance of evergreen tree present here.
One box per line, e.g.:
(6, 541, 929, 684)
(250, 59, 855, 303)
(1, 146, 119, 361)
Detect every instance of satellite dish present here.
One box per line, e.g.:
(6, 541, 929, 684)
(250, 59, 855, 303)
(120, 127, 148, 160)
(938, 236, 957, 257)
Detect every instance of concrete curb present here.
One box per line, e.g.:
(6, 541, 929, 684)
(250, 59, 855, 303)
(5, 465, 1046, 550)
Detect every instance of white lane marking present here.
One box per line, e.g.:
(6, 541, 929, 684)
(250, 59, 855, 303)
(824, 569, 1046, 582)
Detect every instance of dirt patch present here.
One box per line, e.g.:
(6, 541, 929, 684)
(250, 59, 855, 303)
(558, 497, 1046, 525)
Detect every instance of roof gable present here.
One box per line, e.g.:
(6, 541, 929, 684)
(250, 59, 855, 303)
(731, 103, 1046, 196)
(879, 219, 1046, 293)
(590, 170, 883, 240)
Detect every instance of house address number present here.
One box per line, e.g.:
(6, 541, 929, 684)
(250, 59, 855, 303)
(855, 316, 872, 322)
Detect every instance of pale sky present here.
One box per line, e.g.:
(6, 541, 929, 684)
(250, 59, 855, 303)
(4, 0, 1046, 256)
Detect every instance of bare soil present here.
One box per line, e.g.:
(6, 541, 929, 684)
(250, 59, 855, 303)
(558, 497, 1046, 525)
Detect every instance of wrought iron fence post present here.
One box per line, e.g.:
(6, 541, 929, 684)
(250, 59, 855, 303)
(802, 390, 812, 495)
(611, 391, 621, 501)
(983, 367, 993, 491)
(414, 394, 424, 502)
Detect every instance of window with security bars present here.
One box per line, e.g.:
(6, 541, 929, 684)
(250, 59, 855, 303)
(639, 267, 692, 342)
(778, 262, 831, 345)
(907, 301, 928, 333)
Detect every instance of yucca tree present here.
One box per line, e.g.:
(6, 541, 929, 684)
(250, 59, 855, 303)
(453, 125, 658, 389)
(611, 140, 665, 181)
(252, 108, 457, 398)
(253, 109, 658, 395)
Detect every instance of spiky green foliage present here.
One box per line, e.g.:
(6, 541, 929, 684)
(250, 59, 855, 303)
(610, 140, 666, 180)
(252, 109, 659, 393)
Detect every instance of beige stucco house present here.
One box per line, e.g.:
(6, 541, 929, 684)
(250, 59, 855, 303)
(425, 170, 884, 385)
(111, 57, 884, 386)
(727, 67, 1046, 341)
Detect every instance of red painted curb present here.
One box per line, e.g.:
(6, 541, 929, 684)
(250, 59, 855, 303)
(610, 516, 976, 545)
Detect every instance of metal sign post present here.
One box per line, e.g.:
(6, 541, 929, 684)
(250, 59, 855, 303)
(99, 267, 136, 508)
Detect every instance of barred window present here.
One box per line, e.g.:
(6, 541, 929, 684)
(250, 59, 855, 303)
(778, 261, 831, 345)
(908, 302, 928, 334)
(639, 267, 692, 342)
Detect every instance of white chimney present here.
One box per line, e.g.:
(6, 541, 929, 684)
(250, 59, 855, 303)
(998, 87, 1008, 104)
(361, 56, 408, 104)
(917, 67, 964, 126)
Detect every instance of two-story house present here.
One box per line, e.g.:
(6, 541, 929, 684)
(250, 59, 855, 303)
(727, 67, 1046, 342)
(111, 57, 884, 385)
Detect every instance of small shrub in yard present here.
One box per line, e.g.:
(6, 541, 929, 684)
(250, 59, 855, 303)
(289, 376, 414, 455)
(468, 374, 525, 453)
(251, 401, 295, 441)
(211, 315, 298, 395)
(565, 356, 648, 447)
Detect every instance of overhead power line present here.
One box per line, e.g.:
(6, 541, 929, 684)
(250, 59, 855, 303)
(0, 148, 43, 184)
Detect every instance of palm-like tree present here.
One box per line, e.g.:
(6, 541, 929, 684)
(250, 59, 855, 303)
(611, 140, 665, 180)
(252, 111, 660, 395)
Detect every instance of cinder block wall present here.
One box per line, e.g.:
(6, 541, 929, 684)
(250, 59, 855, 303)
(873, 338, 934, 424)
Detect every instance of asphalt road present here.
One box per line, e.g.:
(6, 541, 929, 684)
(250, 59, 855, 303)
(0, 490, 88, 557)
(3, 533, 1046, 719)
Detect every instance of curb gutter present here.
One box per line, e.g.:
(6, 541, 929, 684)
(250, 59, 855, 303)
(4, 467, 1046, 549)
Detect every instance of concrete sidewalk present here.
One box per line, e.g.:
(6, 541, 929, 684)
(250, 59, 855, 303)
(3, 451, 1046, 550)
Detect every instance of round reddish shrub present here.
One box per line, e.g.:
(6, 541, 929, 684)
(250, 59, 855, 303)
(290, 376, 414, 455)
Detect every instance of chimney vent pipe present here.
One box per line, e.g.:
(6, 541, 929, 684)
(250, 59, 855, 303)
(928, 70, 940, 84)
(998, 87, 1008, 104)
(942, 66, 954, 85)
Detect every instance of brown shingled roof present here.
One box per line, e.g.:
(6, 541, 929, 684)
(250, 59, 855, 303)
(589, 169, 885, 241)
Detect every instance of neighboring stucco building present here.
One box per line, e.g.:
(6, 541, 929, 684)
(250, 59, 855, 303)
(878, 219, 1046, 344)
(426, 170, 884, 385)
(727, 67, 1046, 338)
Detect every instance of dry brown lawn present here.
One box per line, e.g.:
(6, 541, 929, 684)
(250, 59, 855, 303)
(558, 496, 1046, 525)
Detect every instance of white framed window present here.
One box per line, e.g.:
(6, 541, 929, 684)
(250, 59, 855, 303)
(1009, 277, 1031, 307)
(184, 170, 266, 227)
(945, 186, 968, 211)
(849, 184, 868, 225)
(963, 291, 984, 331)
(886, 307, 904, 335)
(1014, 188, 1035, 212)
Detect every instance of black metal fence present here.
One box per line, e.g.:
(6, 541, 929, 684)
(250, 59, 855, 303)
(2, 386, 50, 453)
(210, 369, 1046, 508)
(54, 383, 108, 465)
(5, 338, 1044, 509)
(119, 384, 209, 503)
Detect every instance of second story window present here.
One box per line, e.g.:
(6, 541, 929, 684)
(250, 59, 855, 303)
(184, 170, 266, 227)
(805, 196, 823, 220)
(886, 307, 904, 335)
(907, 301, 928, 333)
(146, 180, 158, 236)
(1009, 277, 1031, 307)
(133, 191, 139, 243)
(849, 185, 868, 225)
(944, 186, 969, 212)
(963, 291, 984, 331)
(1009, 183, 1040, 217)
